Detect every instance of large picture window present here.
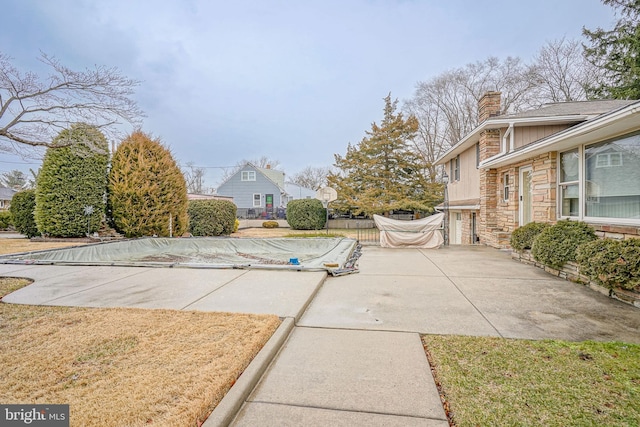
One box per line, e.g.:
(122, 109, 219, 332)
(559, 132, 640, 222)
(584, 133, 640, 219)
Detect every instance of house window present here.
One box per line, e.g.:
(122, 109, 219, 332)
(476, 143, 480, 168)
(453, 155, 460, 181)
(559, 148, 580, 217)
(242, 171, 256, 181)
(503, 173, 510, 202)
(253, 193, 261, 207)
(559, 132, 640, 222)
(595, 152, 623, 168)
(584, 134, 640, 219)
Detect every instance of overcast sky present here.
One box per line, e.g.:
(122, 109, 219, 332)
(1, 0, 617, 189)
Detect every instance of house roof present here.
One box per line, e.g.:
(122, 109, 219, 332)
(435, 99, 638, 165)
(481, 100, 640, 169)
(0, 187, 18, 200)
(256, 166, 285, 188)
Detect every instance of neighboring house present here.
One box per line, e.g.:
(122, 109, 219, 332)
(435, 91, 640, 247)
(0, 187, 18, 211)
(283, 182, 316, 204)
(217, 163, 287, 218)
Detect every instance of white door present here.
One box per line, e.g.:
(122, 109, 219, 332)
(519, 167, 533, 226)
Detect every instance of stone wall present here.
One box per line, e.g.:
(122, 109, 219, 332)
(512, 250, 640, 308)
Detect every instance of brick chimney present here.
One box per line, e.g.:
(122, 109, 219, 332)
(478, 91, 502, 123)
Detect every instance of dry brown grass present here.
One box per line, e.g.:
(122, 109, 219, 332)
(0, 278, 280, 426)
(0, 238, 85, 255)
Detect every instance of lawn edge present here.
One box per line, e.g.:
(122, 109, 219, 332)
(203, 317, 295, 426)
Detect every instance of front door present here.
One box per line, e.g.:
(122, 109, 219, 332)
(519, 167, 533, 226)
(265, 194, 274, 218)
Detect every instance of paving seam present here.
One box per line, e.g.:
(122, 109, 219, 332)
(39, 268, 154, 305)
(292, 273, 329, 322)
(179, 270, 251, 311)
(243, 400, 448, 421)
(419, 250, 504, 338)
(294, 324, 427, 335)
(204, 317, 296, 427)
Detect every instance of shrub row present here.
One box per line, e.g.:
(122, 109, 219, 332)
(0, 211, 12, 230)
(511, 220, 640, 291)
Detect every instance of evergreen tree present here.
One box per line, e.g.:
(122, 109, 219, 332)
(109, 131, 188, 237)
(35, 124, 109, 237)
(328, 94, 442, 216)
(583, 0, 640, 99)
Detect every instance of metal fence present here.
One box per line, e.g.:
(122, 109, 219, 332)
(356, 226, 380, 245)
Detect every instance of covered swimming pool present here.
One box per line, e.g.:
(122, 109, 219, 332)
(0, 237, 360, 273)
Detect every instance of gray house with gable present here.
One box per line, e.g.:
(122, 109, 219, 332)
(217, 163, 287, 219)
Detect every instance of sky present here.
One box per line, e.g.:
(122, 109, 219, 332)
(0, 0, 618, 190)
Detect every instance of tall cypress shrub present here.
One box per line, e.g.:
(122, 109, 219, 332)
(109, 131, 188, 237)
(35, 124, 109, 237)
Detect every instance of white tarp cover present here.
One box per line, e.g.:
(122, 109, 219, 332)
(373, 213, 444, 248)
(0, 237, 358, 271)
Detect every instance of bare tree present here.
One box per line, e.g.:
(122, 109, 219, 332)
(529, 38, 600, 102)
(0, 52, 143, 155)
(220, 156, 282, 182)
(182, 161, 207, 194)
(0, 169, 29, 189)
(289, 166, 330, 190)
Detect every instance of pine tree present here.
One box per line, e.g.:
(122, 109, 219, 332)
(109, 131, 188, 237)
(328, 94, 442, 216)
(35, 124, 109, 237)
(583, 0, 640, 99)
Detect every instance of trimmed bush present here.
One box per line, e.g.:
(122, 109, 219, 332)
(531, 220, 597, 269)
(577, 238, 640, 291)
(0, 211, 12, 230)
(262, 220, 279, 228)
(188, 200, 236, 236)
(35, 124, 109, 237)
(9, 190, 39, 237)
(109, 131, 188, 238)
(510, 222, 550, 252)
(286, 199, 326, 230)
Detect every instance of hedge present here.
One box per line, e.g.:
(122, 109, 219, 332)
(0, 211, 12, 230)
(9, 190, 39, 238)
(510, 222, 550, 252)
(187, 199, 236, 236)
(531, 220, 597, 269)
(576, 238, 640, 291)
(286, 199, 326, 230)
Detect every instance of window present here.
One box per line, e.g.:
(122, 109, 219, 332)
(476, 143, 480, 168)
(253, 193, 261, 207)
(595, 152, 623, 168)
(241, 171, 256, 181)
(503, 172, 510, 202)
(559, 132, 640, 222)
(559, 149, 580, 217)
(453, 155, 460, 181)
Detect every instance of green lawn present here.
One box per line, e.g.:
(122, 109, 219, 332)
(423, 335, 640, 427)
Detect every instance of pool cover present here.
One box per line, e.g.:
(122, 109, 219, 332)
(0, 237, 360, 272)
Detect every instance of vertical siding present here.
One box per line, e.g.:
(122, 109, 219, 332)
(448, 145, 481, 202)
(514, 125, 569, 149)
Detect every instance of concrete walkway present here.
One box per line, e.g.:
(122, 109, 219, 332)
(2, 245, 639, 426)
